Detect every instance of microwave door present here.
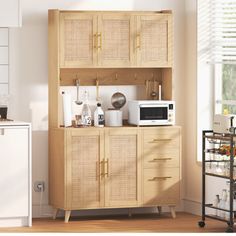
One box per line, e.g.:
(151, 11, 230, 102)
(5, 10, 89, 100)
(139, 104, 168, 124)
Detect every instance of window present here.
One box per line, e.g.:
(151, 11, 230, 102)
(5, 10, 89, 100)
(197, 0, 236, 161)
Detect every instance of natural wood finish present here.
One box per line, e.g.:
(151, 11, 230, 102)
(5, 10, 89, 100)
(104, 128, 141, 207)
(0, 213, 229, 233)
(59, 68, 162, 86)
(60, 13, 97, 68)
(66, 129, 105, 210)
(65, 211, 71, 223)
(98, 14, 135, 67)
(170, 206, 176, 219)
(49, 128, 65, 209)
(49, 126, 181, 222)
(142, 168, 180, 206)
(141, 127, 181, 209)
(48, 10, 60, 128)
(136, 14, 173, 67)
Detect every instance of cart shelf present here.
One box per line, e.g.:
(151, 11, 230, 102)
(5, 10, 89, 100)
(199, 130, 236, 232)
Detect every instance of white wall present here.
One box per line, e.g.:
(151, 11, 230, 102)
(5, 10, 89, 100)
(8, 0, 186, 217)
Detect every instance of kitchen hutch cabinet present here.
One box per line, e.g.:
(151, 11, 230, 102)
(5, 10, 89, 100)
(48, 9, 181, 223)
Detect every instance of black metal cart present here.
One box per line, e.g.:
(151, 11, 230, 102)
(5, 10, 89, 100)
(198, 130, 236, 233)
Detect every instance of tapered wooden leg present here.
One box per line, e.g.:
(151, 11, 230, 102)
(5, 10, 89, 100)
(169, 206, 176, 219)
(128, 208, 132, 217)
(52, 208, 59, 220)
(65, 210, 71, 223)
(157, 206, 162, 215)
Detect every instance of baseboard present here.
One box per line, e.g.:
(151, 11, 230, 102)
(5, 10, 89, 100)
(33, 204, 184, 219)
(183, 198, 201, 216)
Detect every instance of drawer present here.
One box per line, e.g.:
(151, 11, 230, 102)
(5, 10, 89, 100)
(143, 134, 179, 150)
(143, 150, 179, 168)
(142, 168, 180, 206)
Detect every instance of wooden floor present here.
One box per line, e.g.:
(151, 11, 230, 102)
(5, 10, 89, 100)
(0, 212, 233, 233)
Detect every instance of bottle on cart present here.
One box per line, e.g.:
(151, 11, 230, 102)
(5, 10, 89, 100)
(94, 103, 104, 127)
(81, 90, 92, 126)
(224, 190, 230, 220)
(213, 194, 220, 216)
(218, 189, 227, 218)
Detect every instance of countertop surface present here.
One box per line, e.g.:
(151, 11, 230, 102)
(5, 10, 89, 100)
(0, 119, 31, 126)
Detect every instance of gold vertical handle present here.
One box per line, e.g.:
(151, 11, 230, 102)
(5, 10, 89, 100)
(100, 159, 105, 177)
(93, 33, 97, 49)
(136, 34, 141, 49)
(97, 33, 102, 49)
(104, 159, 109, 177)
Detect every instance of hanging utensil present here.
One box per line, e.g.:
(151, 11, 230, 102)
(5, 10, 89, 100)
(96, 79, 100, 101)
(75, 79, 83, 105)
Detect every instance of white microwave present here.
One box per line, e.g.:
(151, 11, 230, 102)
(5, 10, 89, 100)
(128, 100, 175, 126)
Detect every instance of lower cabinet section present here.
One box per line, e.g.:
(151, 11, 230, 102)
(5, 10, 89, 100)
(49, 126, 181, 222)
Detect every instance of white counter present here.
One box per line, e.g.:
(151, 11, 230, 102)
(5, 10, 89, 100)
(0, 122, 32, 227)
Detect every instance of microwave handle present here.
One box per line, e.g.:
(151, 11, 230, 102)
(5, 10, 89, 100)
(139, 104, 168, 108)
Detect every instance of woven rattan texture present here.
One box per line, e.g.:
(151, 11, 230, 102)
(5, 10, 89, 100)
(71, 135, 100, 207)
(141, 20, 167, 62)
(109, 135, 137, 201)
(64, 19, 93, 61)
(102, 19, 130, 60)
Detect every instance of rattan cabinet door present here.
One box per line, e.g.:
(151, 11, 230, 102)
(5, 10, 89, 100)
(98, 14, 135, 67)
(136, 14, 173, 67)
(104, 129, 141, 207)
(66, 129, 105, 209)
(60, 13, 98, 68)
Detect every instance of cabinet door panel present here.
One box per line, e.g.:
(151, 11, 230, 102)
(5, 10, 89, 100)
(143, 168, 180, 206)
(66, 130, 104, 209)
(137, 15, 172, 67)
(98, 14, 134, 67)
(0, 127, 29, 217)
(60, 13, 97, 68)
(105, 129, 141, 207)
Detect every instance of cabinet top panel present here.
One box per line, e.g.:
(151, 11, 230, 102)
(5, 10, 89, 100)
(49, 9, 172, 15)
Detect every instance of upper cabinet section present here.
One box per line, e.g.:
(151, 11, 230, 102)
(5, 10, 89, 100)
(98, 14, 134, 67)
(0, 0, 22, 27)
(136, 15, 172, 67)
(58, 11, 173, 68)
(60, 13, 97, 67)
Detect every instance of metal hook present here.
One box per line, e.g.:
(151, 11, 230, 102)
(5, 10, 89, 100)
(115, 73, 118, 80)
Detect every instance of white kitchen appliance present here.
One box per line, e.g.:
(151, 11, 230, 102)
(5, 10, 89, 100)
(213, 114, 236, 134)
(128, 100, 175, 126)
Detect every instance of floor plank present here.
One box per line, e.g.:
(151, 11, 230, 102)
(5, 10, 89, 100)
(0, 212, 233, 233)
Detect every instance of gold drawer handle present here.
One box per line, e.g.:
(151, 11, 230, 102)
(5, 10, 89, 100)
(148, 176, 172, 181)
(152, 158, 172, 161)
(149, 138, 172, 143)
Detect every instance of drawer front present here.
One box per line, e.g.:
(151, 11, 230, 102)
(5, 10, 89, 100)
(143, 150, 179, 168)
(143, 168, 180, 206)
(143, 128, 180, 168)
